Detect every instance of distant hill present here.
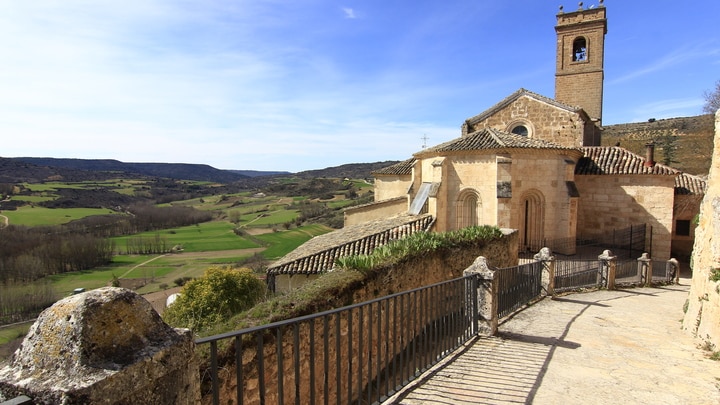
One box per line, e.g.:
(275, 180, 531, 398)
(601, 114, 714, 176)
(0, 157, 114, 183)
(2, 157, 401, 185)
(294, 161, 400, 179)
(10, 157, 250, 183)
(228, 170, 291, 177)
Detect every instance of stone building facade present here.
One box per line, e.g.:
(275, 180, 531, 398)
(272, 2, 707, 290)
(554, 3, 606, 124)
(343, 2, 706, 262)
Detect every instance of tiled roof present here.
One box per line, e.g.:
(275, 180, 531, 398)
(372, 158, 415, 176)
(577, 146, 707, 194)
(418, 128, 581, 155)
(675, 173, 707, 195)
(464, 88, 583, 126)
(600, 114, 714, 176)
(267, 214, 434, 275)
(576, 146, 680, 175)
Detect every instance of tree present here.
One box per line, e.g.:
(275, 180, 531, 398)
(162, 266, 266, 331)
(703, 80, 720, 114)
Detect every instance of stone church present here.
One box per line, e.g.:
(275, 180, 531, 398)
(267, 3, 707, 292)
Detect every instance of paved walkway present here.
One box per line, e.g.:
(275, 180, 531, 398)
(385, 279, 720, 404)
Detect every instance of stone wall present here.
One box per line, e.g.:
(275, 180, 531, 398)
(468, 95, 586, 148)
(344, 196, 407, 226)
(209, 230, 518, 404)
(683, 111, 720, 349)
(554, 6, 606, 123)
(575, 173, 676, 259)
(0, 287, 199, 405)
(373, 174, 412, 202)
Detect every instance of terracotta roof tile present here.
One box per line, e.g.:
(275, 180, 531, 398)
(675, 173, 707, 195)
(372, 158, 415, 176)
(576, 146, 679, 175)
(418, 128, 581, 155)
(267, 214, 434, 275)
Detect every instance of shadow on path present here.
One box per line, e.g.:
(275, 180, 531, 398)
(389, 301, 591, 405)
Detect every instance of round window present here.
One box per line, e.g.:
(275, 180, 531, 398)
(511, 125, 529, 137)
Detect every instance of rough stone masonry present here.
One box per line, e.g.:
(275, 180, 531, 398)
(0, 287, 199, 404)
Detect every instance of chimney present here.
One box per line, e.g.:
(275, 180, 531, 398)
(644, 142, 655, 167)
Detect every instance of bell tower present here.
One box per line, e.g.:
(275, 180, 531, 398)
(555, 1, 607, 125)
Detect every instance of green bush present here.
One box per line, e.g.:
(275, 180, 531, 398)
(336, 225, 502, 273)
(163, 266, 266, 332)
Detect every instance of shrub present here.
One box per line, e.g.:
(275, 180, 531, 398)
(173, 276, 193, 287)
(336, 225, 502, 273)
(163, 266, 267, 331)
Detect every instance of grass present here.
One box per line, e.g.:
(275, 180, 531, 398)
(9, 195, 56, 203)
(0, 322, 32, 346)
(255, 224, 332, 259)
(112, 221, 260, 253)
(3, 206, 124, 226)
(237, 209, 298, 227)
(43, 250, 258, 296)
(47, 266, 125, 296)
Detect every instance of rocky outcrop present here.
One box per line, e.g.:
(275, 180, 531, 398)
(682, 111, 720, 350)
(0, 287, 199, 404)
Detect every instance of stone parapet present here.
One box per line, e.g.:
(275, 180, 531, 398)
(0, 287, 199, 405)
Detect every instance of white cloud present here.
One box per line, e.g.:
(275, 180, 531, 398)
(342, 7, 356, 19)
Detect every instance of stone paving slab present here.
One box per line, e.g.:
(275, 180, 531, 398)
(385, 280, 720, 404)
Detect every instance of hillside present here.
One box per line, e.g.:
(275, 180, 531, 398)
(1, 157, 400, 186)
(601, 114, 714, 175)
(10, 157, 250, 183)
(294, 161, 400, 179)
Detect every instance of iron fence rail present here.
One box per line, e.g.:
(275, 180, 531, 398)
(196, 275, 478, 405)
(519, 223, 648, 261)
(496, 261, 543, 319)
(554, 259, 602, 292)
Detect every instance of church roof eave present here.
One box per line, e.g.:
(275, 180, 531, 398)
(413, 128, 583, 159)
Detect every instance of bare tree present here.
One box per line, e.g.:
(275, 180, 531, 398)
(703, 80, 720, 114)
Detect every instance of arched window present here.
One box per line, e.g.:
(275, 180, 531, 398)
(456, 190, 481, 230)
(572, 37, 587, 62)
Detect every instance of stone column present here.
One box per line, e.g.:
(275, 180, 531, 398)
(637, 253, 652, 286)
(0, 287, 200, 405)
(666, 258, 680, 284)
(598, 250, 617, 290)
(463, 256, 498, 336)
(534, 247, 555, 297)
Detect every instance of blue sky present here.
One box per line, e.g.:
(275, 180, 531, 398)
(1, 1, 718, 172)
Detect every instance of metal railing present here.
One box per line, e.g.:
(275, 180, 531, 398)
(520, 224, 649, 261)
(554, 259, 602, 292)
(196, 275, 478, 405)
(496, 261, 543, 319)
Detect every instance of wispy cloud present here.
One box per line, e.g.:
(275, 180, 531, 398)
(342, 7, 357, 19)
(627, 98, 704, 122)
(609, 43, 720, 85)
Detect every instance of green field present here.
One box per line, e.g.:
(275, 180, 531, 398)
(0, 322, 32, 348)
(112, 221, 260, 253)
(256, 224, 332, 259)
(9, 195, 56, 203)
(2, 206, 123, 226)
